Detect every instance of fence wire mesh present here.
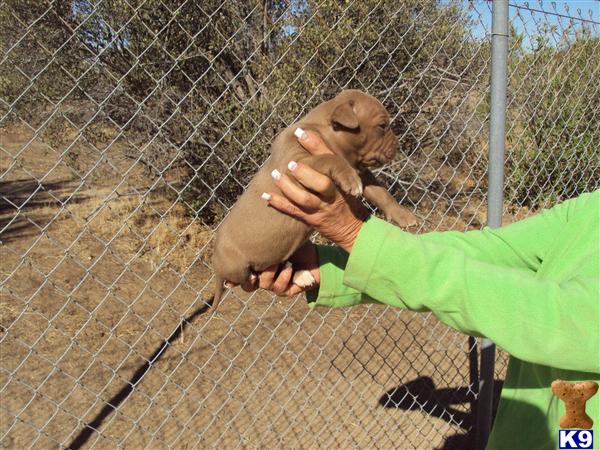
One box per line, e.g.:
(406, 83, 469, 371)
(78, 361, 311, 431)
(0, 0, 598, 448)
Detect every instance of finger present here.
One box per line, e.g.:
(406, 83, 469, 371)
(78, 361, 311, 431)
(272, 261, 293, 295)
(281, 284, 306, 297)
(282, 275, 319, 296)
(272, 171, 321, 210)
(261, 192, 309, 221)
(294, 128, 334, 155)
(257, 264, 278, 290)
(287, 161, 335, 200)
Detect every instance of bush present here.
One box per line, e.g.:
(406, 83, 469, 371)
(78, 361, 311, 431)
(506, 29, 599, 207)
(2, 0, 487, 225)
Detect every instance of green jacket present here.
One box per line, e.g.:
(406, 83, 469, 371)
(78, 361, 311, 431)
(307, 190, 599, 449)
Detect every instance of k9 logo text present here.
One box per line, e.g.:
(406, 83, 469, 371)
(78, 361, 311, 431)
(559, 430, 594, 449)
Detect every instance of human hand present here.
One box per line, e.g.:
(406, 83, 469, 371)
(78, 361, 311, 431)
(237, 241, 320, 296)
(261, 128, 369, 253)
(256, 241, 320, 296)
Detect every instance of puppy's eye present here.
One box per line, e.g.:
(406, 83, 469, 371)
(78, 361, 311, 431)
(378, 123, 388, 130)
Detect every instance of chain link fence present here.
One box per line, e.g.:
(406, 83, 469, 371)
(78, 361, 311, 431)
(1, 0, 598, 448)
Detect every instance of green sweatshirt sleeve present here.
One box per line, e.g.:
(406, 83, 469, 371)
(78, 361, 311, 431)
(308, 191, 579, 305)
(308, 191, 599, 373)
(306, 245, 377, 307)
(417, 213, 555, 271)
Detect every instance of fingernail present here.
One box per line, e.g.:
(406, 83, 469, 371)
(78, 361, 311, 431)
(271, 169, 281, 180)
(284, 261, 292, 269)
(294, 127, 307, 140)
(261, 192, 271, 201)
(287, 160, 298, 171)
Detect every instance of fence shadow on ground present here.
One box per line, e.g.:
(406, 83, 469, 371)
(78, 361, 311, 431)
(379, 376, 503, 450)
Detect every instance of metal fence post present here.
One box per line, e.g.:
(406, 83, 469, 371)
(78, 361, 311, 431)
(476, 1, 509, 449)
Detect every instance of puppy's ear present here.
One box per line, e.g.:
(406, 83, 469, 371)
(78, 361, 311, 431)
(331, 101, 359, 130)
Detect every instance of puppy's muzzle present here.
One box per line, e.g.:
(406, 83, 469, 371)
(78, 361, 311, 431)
(361, 140, 398, 167)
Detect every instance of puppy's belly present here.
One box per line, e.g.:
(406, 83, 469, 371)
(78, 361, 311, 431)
(227, 202, 310, 268)
(213, 177, 311, 281)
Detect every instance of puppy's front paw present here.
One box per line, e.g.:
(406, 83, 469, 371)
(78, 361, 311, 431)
(333, 168, 363, 197)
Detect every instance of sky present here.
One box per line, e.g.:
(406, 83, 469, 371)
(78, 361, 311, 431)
(466, 1, 599, 46)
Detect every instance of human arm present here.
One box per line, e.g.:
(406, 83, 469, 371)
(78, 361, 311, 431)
(418, 202, 570, 272)
(260, 127, 562, 300)
(266, 211, 598, 372)
(262, 129, 599, 371)
(284, 128, 567, 271)
(260, 129, 599, 371)
(337, 214, 599, 373)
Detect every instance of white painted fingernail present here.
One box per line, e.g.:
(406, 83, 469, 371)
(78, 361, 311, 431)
(284, 261, 292, 269)
(261, 192, 271, 201)
(294, 127, 307, 140)
(271, 169, 281, 180)
(288, 160, 298, 171)
(293, 270, 316, 288)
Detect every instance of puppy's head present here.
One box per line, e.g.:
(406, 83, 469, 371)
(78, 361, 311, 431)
(327, 89, 398, 168)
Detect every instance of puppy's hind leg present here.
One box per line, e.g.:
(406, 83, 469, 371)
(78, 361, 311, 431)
(211, 276, 226, 310)
(292, 270, 316, 289)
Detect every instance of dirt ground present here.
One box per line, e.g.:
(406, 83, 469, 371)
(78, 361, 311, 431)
(1, 124, 509, 449)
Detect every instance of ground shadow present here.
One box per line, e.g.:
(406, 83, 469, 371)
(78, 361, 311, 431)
(379, 376, 504, 450)
(0, 178, 88, 242)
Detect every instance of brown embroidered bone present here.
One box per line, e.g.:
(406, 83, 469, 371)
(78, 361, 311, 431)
(551, 379, 598, 429)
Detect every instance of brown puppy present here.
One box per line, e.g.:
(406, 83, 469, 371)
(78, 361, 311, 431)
(211, 89, 417, 308)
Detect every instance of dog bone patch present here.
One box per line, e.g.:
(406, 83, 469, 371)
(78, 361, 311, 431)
(551, 379, 599, 429)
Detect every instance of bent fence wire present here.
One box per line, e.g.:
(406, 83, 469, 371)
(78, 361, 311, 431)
(0, 1, 598, 448)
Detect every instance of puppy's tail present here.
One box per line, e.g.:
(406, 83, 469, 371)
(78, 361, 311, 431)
(211, 276, 226, 312)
